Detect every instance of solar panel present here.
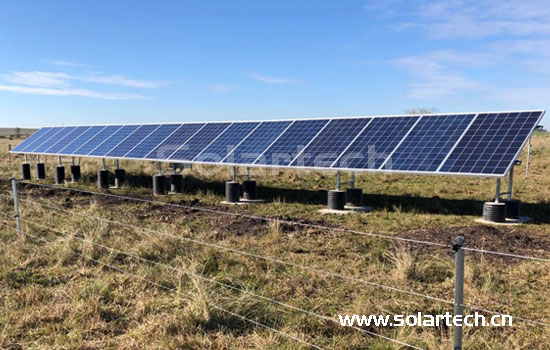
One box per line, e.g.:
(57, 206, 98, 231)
(169, 123, 231, 161)
(223, 121, 292, 164)
(334, 116, 419, 169)
(88, 125, 140, 157)
(290, 118, 371, 168)
(58, 126, 106, 155)
(73, 125, 122, 155)
(11, 110, 545, 178)
(45, 126, 91, 154)
(10, 127, 52, 153)
(255, 119, 328, 166)
(33, 127, 73, 153)
(439, 111, 542, 175)
(194, 122, 260, 163)
(388, 114, 475, 172)
(145, 123, 205, 160)
(106, 124, 160, 158)
(125, 124, 181, 159)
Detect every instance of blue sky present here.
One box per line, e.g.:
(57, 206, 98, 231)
(0, 1, 549, 128)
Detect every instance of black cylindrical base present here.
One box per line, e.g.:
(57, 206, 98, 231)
(36, 163, 46, 179)
(21, 163, 31, 180)
(70, 165, 81, 182)
(483, 202, 507, 222)
(153, 175, 166, 195)
(242, 180, 257, 200)
(225, 181, 240, 203)
(98, 169, 110, 189)
(328, 190, 346, 210)
(170, 174, 183, 193)
(55, 166, 65, 185)
(346, 188, 363, 207)
(503, 199, 521, 219)
(114, 169, 126, 187)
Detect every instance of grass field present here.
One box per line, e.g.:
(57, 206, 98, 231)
(0, 133, 549, 350)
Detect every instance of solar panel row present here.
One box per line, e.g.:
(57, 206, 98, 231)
(11, 111, 544, 177)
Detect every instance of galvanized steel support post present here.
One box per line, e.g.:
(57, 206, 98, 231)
(10, 177, 21, 235)
(453, 236, 465, 350)
(336, 171, 341, 191)
(507, 166, 514, 200)
(495, 179, 501, 203)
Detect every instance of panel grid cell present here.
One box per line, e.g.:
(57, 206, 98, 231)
(73, 125, 122, 155)
(388, 114, 475, 172)
(335, 116, 419, 169)
(58, 126, 106, 155)
(223, 121, 292, 164)
(440, 111, 542, 175)
(33, 127, 73, 153)
(169, 123, 231, 161)
(10, 127, 52, 153)
(45, 126, 91, 154)
(106, 124, 160, 158)
(255, 120, 328, 166)
(290, 118, 371, 168)
(88, 125, 140, 156)
(125, 124, 181, 159)
(194, 122, 259, 162)
(145, 123, 205, 160)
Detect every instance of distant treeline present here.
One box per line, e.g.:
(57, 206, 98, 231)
(0, 127, 37, 138)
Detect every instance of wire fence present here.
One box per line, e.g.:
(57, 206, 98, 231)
(1, 178, 549, 349)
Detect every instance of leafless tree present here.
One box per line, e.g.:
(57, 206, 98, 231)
(404, 107, 438, 115)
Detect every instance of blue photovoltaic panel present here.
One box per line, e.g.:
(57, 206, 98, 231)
(335, 116, 419, 169)
(440, 111, 543, 175)
(145, 123, 205, 159)
(194, 122, 259, 162)
(10, 128, 52, 153)
(125, 124, 181, 159)
(22, 127, 66, 153)
(58, 126, 106, 155)
(33, 127, 74, 153)
(223, 121, 291, 164)
(88, 125, 139, 156)
(256, 120, 328, 166)
(290, 118, 371, 168)
(106, 124, 160, 158)
(169, 123, 231, 161)
(73, 125, 121, 155)
(45, 126, 91, 154)
(388, 114, 475, 172)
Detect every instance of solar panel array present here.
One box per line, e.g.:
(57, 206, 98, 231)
(11, 110, 545, 177)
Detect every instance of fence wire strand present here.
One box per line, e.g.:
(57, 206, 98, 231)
(19, 217, 427, 350)
(16, 181, 451, 248)
(13, 194, 456, 307)
(0, 220, 327, 350)
(1, 180, 549, 330)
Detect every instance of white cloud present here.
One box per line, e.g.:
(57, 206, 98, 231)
(4, 71, 70, 88)
(208, 84, 238, 93)
(391, 51, 488, 99)
(366, 0, 550, 39)
(3, 71, 166, 89)
(0, 67, 166, 99)
(79, 74, 167, 88)
(48, 60, 87, 68)
(247, 72, 300, 85)
(0, 84, 144, 99)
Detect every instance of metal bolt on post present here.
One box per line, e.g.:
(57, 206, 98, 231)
(453, 236, 465, 350)
(10, 177, 21, 235)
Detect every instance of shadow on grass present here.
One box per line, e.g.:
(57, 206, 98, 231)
(81, 172, 550, 224)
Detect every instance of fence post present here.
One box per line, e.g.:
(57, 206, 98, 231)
(10, 177, 21, 235)
(453, 236, 465, 350)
